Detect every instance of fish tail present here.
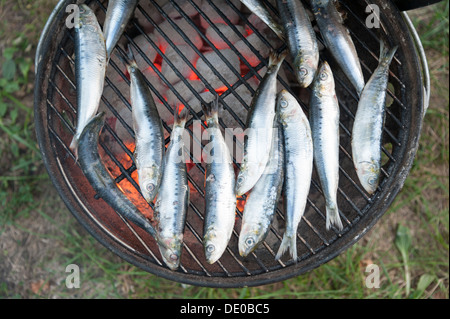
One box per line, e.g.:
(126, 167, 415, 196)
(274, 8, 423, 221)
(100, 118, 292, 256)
(326, 204, 343, 231)
(114, 45, 138, 71)
(174, 104, 189, 127)
(201, 95, 220, 122)
(275, 234, 297, 261)
(268, 50, 288, 69)
(379, 40, 398, 65)
(69, 136, 79, 161)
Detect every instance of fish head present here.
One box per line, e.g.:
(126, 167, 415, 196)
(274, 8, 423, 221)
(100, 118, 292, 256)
(77, 4, 101, 31)
(138, 165, 161, 203)
(294, 54, 317, 88)
(276, 90, 302, 123)
(314, 61, 336, 94)
(204, 228, 229, 264)
(235, 165, 251, 196)
(356, 161, 380, 194)
(158, 234, 183, 270)
(238, 224, 265, 257)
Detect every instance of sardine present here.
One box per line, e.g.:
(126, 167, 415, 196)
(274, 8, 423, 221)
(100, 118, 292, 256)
(239, 119, 284, 257)
(240, 0, 285, 40)
(352, 41, 397, 194)
(154, 107, 190, 270)
(235, 50, 287, 196)
(311, 0, 365, 96)
(77, 112, 164, 247)
(202, 97, 237, 264)
(310, 61, 343, 231)
(103, 0, 139, 59)
(70, 4, 107, 159)
(122, 47, 165, 204)
(276, 0, 319, 88)
(275, 90, 313, 261)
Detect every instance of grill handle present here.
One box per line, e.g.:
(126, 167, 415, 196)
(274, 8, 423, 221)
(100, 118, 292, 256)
(393, 0, 444, 11)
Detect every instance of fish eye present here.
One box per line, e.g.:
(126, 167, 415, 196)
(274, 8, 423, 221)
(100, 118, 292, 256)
(206, 244, 215, 253)
(320, 72, 328, 81)
(170, 253, 178, 261)
(237, 176, 244, 184)
(280, 99, 288, 108)
(299, 67, 308, 78)
(245, 237, 255, 247)
(146, 183, 155, 193)
(368, 175, 377, 186)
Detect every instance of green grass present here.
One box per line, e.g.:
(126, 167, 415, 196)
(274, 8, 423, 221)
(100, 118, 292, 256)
(0, 0, 448, 299)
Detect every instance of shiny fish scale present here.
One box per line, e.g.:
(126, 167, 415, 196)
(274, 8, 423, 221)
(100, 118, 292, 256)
(70, 4, 107, 157)
(352, 42, 397, 195)
(155, 120, 189, 271)
(275, 90, 313, 261)
(310, 62, 343, 230)
(277, 0, 319, 87)
(103, 0, 139, 59)
(128, 57, 165, 204)
(311, 0, 365, 96)
(239, 122, 284, 257)
(240, 0, 285, 39)
(203, 101, 236, 265)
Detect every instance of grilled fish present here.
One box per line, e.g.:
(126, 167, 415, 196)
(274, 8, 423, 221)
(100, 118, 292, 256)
(277, 0, 319, 88)
(154, 107, 190, 270)
(352, 41, 397, 194)
(311, 0, 365, 96)
(240, 0, 285, 40)
(275, 90, 313, 261)
(103, 0, 139, 59)
(310, 61, 343, 231)
(202, 97, 237, 264)
(235, 50, 287, 196)
(123, 47, 165, 204)
(77, 112, 163, 247)
(70, 4, 107, 159)
(239, 119, 284, 257)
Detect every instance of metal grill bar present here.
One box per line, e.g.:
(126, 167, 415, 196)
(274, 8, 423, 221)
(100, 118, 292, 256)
(41, 0, 414, 280)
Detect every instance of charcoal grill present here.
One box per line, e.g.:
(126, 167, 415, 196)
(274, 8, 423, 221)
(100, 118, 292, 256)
(34, 0, 429, 288)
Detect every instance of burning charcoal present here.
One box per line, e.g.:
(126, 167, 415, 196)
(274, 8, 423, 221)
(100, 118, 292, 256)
(155, 19, 203, 52)
(135, 1, 165, 34)
(221, 78, 258, 129)
(142, 66, 169, 103)
(130, 33, 159, 71)
(196, 49, 240, 91)
(205, 23, 247, 50)
(199, 0, 242, 29)
(166, 80, 205, 108)
(245, 13, 269, 34)
(160, 45, 200, 85)
(162, 0, 202, 19)
(234, 32, 270, 67)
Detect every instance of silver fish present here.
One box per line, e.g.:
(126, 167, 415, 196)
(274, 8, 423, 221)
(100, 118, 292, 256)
(202, 97, 237, 264)
(239, 120, 284, 257)
(124, 47, 165, 204)
(240, 0, 285, 40)
(276, 0, 319, 88)
(103, 0, 139, 59)
(311, 0, 365, 96)
(154, 107, 190, 270)
(275, 90, 313, 261)
(235, 50, 287, 196)
(77, 112, 163, 247)
(352, 41, 397, 194)
(310, 61, 343, 231)
(70, 4, 107, 159)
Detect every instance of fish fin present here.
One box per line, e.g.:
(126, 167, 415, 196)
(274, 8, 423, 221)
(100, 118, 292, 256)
(69, 136, 79, 161)
(275, 234, 297, 261)
(201, 95, 220, 121)
(379, 40, 398, 65)
(326, 205, 343, 231)
(268, 50, 288, 68)
(114, 45, 138, 71)
(174, 104, 189, 127)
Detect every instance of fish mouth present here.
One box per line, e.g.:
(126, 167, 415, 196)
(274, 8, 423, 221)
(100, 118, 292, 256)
(158, 238, 183, 270)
